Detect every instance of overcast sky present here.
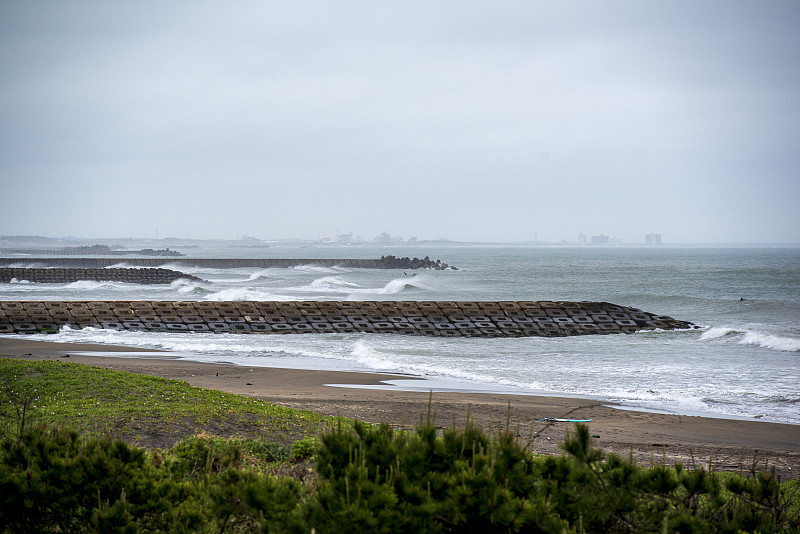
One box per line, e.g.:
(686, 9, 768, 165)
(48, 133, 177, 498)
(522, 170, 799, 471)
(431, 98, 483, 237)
(1, 1, 798, 244)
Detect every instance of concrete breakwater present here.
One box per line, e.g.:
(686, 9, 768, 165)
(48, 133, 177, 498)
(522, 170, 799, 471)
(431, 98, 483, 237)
(0, 300, 693, 337)
(0, 268, 202, 285)
(0, 256, 454, 270)
(0, 246, 183, 256)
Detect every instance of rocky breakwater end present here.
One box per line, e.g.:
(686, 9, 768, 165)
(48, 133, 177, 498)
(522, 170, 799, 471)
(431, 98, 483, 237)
(0, 301, 694, 337)
(0, 257, 456, 270)
(379, 255, 456, 270)
(0, 268, 202, 285)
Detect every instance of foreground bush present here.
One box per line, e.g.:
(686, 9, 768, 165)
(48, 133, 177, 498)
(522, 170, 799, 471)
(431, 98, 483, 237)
(0, 427, 304, 532)
(309, 421, 799, 533)
(0, 423, 797, 533)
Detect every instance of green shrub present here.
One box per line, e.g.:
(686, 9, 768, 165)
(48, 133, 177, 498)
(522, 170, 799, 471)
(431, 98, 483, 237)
(1, 421, 797, 533)
(291, 436, 318, 461)
(0, 425, 307, 533)
(306, 420, 800, 533)
(164, 434, 290, 479)
(306, 420, 569, 532)
(0, 425, 181, 533)
(242, 437, 290, 464)
(164, 434, 244, 478)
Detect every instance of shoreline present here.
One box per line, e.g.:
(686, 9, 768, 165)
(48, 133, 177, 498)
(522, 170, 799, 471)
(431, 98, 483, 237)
(2, 337, 799, 478)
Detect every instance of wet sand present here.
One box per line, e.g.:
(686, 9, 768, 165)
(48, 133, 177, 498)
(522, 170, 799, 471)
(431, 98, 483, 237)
(2, 337, 798, 478)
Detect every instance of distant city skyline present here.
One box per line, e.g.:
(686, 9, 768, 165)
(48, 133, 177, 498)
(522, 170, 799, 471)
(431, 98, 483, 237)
(4, 231, 796, 247)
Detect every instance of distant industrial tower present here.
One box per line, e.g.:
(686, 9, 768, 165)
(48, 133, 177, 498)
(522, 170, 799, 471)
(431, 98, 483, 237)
(591, 234, 610, 245)
(645, 233, 662, 246)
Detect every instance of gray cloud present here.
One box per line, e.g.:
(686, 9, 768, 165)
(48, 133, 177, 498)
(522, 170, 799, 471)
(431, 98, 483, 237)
(1, 1, 798, 243)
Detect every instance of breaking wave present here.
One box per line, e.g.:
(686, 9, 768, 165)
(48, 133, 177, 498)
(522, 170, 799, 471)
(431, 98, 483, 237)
(65, 280, 140, 291)
(308, 276, 361, 292)
(739, 332, 800, 352)
(203, 288, 292, 301)
(292, 265, 349, 274)
(347, 278, 430, 298)
(700, 326, 800, 352)
(247, 269, 275, 281)
(699, 327, 740, 340)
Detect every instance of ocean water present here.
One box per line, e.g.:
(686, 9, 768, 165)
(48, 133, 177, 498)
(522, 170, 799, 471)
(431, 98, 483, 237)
(2, 246, 799, 424)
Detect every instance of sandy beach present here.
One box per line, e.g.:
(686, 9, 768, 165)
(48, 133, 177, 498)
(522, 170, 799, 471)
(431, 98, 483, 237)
(2, 337, 798, 479)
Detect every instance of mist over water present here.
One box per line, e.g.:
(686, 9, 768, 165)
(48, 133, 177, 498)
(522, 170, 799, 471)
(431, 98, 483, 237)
(2, 246, 799, 424)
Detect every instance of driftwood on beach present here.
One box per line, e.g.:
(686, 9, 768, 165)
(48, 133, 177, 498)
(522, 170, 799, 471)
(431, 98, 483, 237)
(0, 300, 694, 337)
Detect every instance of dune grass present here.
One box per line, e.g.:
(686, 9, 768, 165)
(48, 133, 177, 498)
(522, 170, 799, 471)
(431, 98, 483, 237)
(0, 357, 336, 449)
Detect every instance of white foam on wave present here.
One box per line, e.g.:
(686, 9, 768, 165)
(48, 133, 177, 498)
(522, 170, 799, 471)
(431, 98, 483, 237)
(288, 276, 362, 294)
(351, 340, 400, 371)
(7, 278, 31, 284)
(20, 326, 164, 348)
(699, 325, 800, 352)
(65, 280, 140, 291)
(375, 278, 420, 295)
(158, 262, 210, 273)
(171, 279, 212, 296)
(349, 339, 524, 388)
(162, 265, 230, 276)
(203, 287, 292, 301)
(293, 265, 350, 274)
(247, 269, 275, 281)
(41, 327, 266, 356)
(699, 326, 739, 340)
(739, 331, 800, 352)
(310, 276, 360, 291)
(346, 277, 430, 298)
(23, 328, 362, 371)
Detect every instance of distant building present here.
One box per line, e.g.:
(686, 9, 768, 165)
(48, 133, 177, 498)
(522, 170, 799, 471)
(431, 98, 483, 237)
(591, 234, 610, 245)
(377, 232, 392, 244)
(336, 233, 354, 244)
(645, 233, 662, 246)
(578, 233, 587, 245)
(233, 236, 271, 248)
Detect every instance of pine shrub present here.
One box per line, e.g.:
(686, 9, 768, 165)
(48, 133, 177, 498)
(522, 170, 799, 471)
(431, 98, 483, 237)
(0, 421, 797, 533)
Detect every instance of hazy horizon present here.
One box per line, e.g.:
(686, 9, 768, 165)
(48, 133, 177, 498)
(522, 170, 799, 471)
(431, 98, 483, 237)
(2, 1, 798, 244)
(2, 232, 798, 247)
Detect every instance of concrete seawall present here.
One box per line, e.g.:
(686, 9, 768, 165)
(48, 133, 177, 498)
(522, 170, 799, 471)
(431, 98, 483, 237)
(0, 301, 694, 337)
(0, 247, 183, 257)
(0, 257, 454, 270)
(0, 268, 202, 285)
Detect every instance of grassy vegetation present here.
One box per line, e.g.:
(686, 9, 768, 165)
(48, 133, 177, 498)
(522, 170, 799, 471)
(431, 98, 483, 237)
(1, 358, 799, 532)
(2, 421, 798, 532)
(0, 358, 337, 450)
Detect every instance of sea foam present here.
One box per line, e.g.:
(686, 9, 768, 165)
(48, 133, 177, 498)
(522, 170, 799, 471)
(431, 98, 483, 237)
(699, 327, 739, 340)
(293, 265, 349, 274)
(65, 280, 139, 291)
(346, 277, 429, 298)
(203, 287, 292, 301)
(739, 331, 800, 352)
(308, 276, 361, 292)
